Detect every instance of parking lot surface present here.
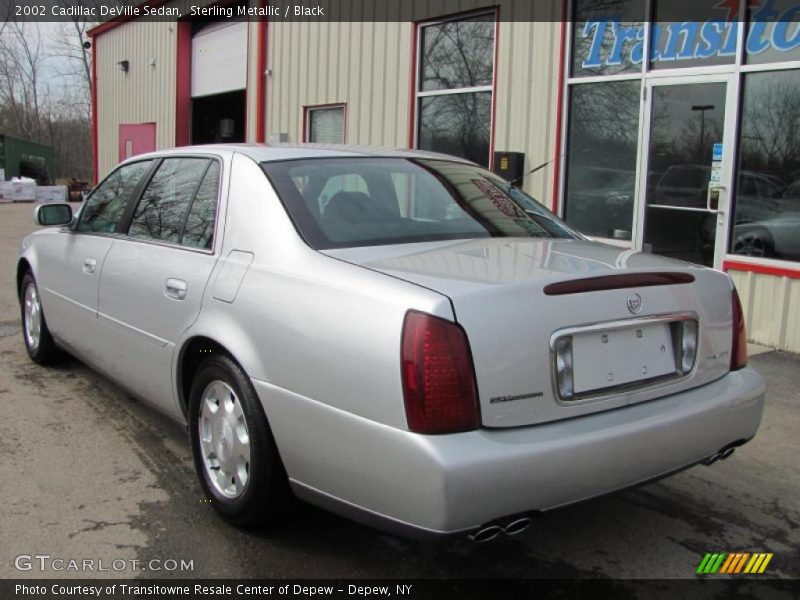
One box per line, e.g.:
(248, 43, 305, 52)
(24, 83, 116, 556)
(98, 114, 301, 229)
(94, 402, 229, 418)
(0, 203, 797, 584)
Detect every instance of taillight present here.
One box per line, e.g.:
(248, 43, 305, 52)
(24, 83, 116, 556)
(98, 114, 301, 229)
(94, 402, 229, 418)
(731, 287, 748, 371)
(401, 311, 480, 434)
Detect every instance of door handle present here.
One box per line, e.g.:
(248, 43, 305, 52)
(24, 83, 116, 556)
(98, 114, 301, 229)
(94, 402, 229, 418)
(82, 258, 97, 274)
(165, 278, 187, 300)
(707, 186, 726, 213)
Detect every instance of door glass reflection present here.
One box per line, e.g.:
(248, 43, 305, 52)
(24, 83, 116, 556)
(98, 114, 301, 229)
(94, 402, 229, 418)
(644, 82, 726, 266)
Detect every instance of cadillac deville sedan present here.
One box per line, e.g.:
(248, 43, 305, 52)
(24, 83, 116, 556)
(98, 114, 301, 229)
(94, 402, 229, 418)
(17, 145, 765, 540)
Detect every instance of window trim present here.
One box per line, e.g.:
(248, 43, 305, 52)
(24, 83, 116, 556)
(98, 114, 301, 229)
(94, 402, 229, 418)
(410, 8, 499, 168)
(303, 103, 347, 144)
(119, 154, 225, 255)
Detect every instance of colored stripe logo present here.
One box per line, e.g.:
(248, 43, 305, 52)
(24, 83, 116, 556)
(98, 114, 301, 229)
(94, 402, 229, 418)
(696, 552, 773, 574)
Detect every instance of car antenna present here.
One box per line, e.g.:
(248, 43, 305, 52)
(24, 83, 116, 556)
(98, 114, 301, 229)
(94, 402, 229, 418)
(506, 150, 571, 188)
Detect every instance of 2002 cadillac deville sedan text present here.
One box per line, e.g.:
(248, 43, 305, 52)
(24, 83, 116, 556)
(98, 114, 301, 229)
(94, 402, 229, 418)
(17, 145, 765, 540)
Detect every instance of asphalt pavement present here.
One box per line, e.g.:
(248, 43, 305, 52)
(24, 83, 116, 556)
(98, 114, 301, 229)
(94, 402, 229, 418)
(0, 203, 797, 586)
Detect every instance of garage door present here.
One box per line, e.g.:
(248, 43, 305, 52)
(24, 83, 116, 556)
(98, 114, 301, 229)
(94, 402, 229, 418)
(191, 21, 247, 98)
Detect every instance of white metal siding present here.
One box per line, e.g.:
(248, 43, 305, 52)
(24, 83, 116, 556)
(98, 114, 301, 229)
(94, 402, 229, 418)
(265, 20, 412, 150)
(730, 269, 800, 353)
(264, 3, 562, 203)
(95, 20, 178, 179)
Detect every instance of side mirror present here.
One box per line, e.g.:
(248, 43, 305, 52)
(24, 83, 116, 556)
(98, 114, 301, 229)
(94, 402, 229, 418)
(35, 203, 73, 227)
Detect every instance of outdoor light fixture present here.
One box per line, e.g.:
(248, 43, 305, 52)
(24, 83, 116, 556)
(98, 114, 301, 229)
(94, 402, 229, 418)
(118, 60, 129, 73)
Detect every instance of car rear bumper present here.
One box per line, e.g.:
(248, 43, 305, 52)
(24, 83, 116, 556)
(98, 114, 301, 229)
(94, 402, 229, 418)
(252, 366, 765, 538)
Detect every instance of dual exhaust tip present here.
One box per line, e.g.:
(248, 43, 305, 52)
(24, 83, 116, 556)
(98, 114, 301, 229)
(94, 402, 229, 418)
(702, 440, 746, 466)
(469, 517, 531, 543)
(702, 446, 736, 466)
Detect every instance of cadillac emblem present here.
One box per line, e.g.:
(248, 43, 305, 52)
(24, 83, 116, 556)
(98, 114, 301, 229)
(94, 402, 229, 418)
(627, 293, 643, 314)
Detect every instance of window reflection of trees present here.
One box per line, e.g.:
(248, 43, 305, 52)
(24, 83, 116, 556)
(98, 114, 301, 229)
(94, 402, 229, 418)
(420, 17, 493, 91)
(564, 81, 640, 238)
(79, 162, 152, 233)
(182, 162, 220, 249)
(739, 73, 800, 188)
(732, 70, 800, 262)
(419, 93, 491, 167)
(418, 16, 494, 166)
(129, 158, 210, 244)
(648, 86, 724, 167)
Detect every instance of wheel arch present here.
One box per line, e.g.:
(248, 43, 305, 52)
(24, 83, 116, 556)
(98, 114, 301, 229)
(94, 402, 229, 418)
(176, 325, 262, 421)
(178, 336, 233, 419)
(16, 258, 33, 298)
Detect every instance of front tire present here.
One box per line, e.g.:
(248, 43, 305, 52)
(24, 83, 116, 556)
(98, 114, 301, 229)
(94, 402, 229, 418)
(20, 272, 63, 365)
(188, 354, 291, 527)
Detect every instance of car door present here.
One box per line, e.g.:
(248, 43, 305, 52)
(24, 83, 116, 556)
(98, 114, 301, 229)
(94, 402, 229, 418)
(95, 156, 222, 419)
(35, 160, 155, 363)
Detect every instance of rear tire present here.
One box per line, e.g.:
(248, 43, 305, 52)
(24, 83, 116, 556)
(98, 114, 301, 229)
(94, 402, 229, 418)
(188, 353, 291, 527)
(20, 272, 63, 365)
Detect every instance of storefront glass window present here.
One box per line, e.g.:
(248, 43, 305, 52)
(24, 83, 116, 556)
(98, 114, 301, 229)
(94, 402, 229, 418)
(745, 0, 800, 65)
(417, 14, 495, 167)
(563, 81, 641, 240)
(649, 0, 737, 70)
(731, 69, 800, 262)
(571, 0, 644, 77)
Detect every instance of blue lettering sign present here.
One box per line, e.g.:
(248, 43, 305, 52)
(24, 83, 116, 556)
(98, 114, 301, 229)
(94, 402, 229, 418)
(747, 0, 778, 55)
(608, 22, 640, 66)
(696, 21, 725, 59)
(582, 20, 609, 69)
(579, 0, 800, 71)
(773, 6, 800, 51)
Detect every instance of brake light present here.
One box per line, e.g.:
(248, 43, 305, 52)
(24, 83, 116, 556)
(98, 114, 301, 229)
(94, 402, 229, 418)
(731, 287, 748, 371)
(401, 311, 480, 434)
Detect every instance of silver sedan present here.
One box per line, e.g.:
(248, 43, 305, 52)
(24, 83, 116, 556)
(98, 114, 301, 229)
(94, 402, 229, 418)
(17, 145, 765, 540)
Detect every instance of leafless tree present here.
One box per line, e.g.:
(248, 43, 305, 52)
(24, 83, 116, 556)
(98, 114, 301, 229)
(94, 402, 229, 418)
(0, 12, 100, 180)
(0, 22, 52, 142)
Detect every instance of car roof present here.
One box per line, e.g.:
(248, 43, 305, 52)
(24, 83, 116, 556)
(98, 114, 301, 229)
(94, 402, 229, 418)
(126, 143, 476, 165)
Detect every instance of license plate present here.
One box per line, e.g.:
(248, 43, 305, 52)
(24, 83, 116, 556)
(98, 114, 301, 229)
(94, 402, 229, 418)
(571, 322, 676, 394)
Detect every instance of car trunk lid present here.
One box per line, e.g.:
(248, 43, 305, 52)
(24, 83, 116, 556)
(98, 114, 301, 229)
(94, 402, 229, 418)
(324, 238, 734, 428)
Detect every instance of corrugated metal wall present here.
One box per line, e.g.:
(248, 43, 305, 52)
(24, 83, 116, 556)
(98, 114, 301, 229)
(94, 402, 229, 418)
(265, 20, 412, 149)
(264, 1, 563, 202)
(95, 20, 178, 178)
(730, 269, 800, 353)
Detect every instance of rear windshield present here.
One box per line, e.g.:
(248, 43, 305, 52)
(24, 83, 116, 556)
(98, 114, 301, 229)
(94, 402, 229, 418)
(261, 157, 579, 249)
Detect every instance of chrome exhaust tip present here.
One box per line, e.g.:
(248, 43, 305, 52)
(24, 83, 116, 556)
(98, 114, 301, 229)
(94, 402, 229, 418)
(469, 525, 503, 543)
(503, 517, 531, 536)
(469, 517, 532, 542)
(703, 444, 738, 466)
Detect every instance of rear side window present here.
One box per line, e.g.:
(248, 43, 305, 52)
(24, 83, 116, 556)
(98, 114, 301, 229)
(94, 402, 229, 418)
(181, 161, 221, 249)
(77, 161, 153, 233)
(128, 158, 213, 245)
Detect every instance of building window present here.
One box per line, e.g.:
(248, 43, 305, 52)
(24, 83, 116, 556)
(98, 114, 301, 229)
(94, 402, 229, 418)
(415, 13, 495, 167)
(563, 81, 640, 240)
(731, 69, 800, 263)
(306, 105, 346, 144)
